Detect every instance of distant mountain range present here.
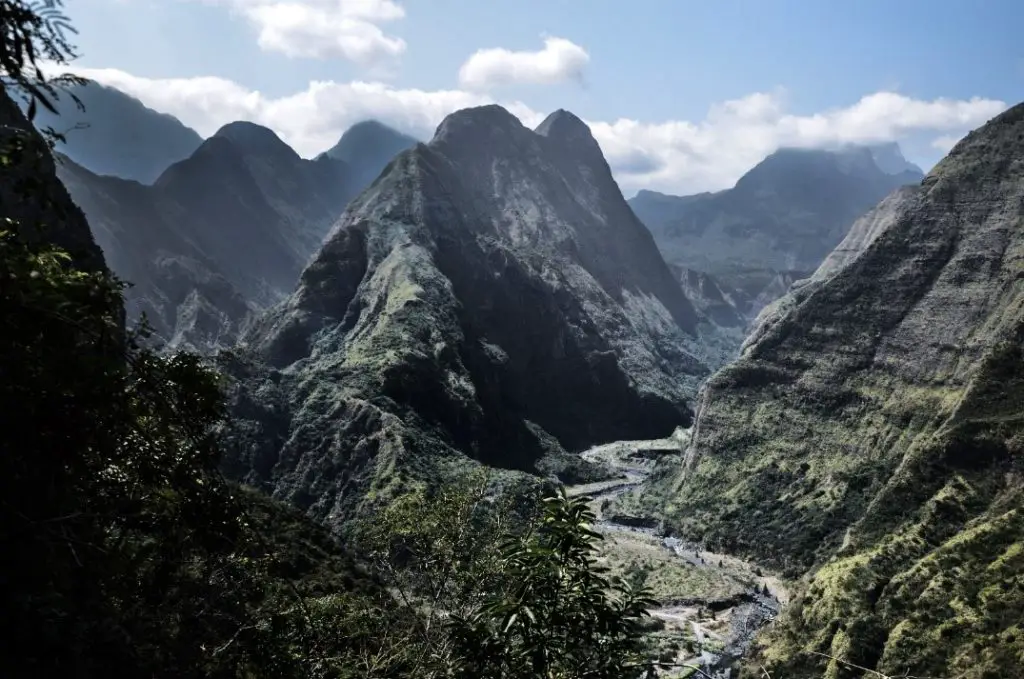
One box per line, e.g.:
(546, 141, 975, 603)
(629, 144, 924, 321)
(28, 82, 204, 184)
(317, 120, 419, 191)
(45, 84, 418, 350)
(55, 123, 356, 351)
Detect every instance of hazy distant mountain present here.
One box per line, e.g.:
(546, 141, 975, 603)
(29, 82, 203, 184)
(56, 121, 361, 351)
(744, 184, 921, 350)
(317, 120, 419, 190)
(224, 106, 712, 522)
(864, 141, 925, 175)
(629, 144, 924, 318)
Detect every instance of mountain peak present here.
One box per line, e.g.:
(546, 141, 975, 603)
(431, 104, 527, 148)
(734, 147, 840, 191)
(863, 141, 924, 176)
(213, 121, 298, 160)
(321, 120, 418, 163)
(23, 81, 203, 184)
(535, 108, 588, 137)
(535, 109, 603, 158)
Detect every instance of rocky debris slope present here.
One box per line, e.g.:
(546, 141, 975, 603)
(226, 105, 712, 525)
(629, 145, 924, 320)
(56, 122, 368, 351)
(655, 104, 1023, 678)
(28, 82, 203, 184)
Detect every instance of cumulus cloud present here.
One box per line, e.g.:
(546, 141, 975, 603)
(458, 36, 589, 90)
(194, 0, 406, 64)
(589, 91, 1006, 193)
(70, 66, 542, 155)
(71, 67, 1006, 195)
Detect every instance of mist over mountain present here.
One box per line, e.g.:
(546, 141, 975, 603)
(222, 105, 713, 522)
(865, 141, 926, 175)
(629, 144, 924, 319)
(27, 82, 204, 184)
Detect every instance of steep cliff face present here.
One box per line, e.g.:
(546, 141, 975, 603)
(656, 104, 1023, 678)
(227, 105, 710, 524)
(28, 82, 203, 184)
(744, 184, 922, 351)
(629, 145, 924, 318)
(56, 122, 360, 351)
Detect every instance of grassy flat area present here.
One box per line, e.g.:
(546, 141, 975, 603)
(596, 527, 746, 603)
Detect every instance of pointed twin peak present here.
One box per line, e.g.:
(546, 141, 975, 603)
(535, 109, 601, 154)
(431, 105, 602, 162)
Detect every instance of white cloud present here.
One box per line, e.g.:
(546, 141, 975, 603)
(458, 36, 589, 90)
(589, 91, 1006, 194)
(195, 0, 406, 64)
(70, 67, 1006, 195)
(70, 66, 543, 155)
(931, 133, 964, 154)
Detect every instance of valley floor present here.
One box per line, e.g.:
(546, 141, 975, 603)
(567, 435, 788, 677)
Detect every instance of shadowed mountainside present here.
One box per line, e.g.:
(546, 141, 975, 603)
(55, 117, 421, 351)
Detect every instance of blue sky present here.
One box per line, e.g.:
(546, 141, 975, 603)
(63, 0, 1018, 194)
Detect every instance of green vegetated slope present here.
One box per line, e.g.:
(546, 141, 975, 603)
(657, 103, 1024, 678)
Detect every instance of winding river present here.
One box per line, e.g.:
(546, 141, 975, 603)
(565, 434, 785, 678)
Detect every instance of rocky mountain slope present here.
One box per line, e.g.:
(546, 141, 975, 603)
(629, 145, 924, 319)
(651, 104, 1023, 678)
(224, 105, 713, 524)
(29, 82, 203, 184)
(56, 121, 362, 351)
(317, 120, 418, 192)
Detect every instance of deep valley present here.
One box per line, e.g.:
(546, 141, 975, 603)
(1, 4, 1021, 678)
